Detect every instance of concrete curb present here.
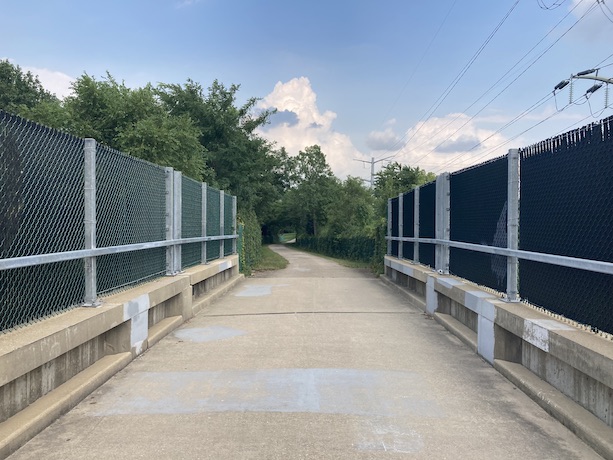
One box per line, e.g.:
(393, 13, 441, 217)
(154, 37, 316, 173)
(0, 352, 132, 459)
(434, 312, 478, 353)
(495, 359, 613, 460)
(378, 275, 426, 311)
(192, 273, 244, 315)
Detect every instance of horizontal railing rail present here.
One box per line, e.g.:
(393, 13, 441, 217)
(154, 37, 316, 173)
(0, 235, 239, 271)
(386, 236, 613, 276)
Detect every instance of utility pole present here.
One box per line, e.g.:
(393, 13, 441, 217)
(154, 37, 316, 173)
(554, 69, 613, 107)
(354, 155, 395, 187)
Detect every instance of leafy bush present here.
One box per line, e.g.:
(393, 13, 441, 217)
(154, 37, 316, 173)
(238, 208, 261, 275)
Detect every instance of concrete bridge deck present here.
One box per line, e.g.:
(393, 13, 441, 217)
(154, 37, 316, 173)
(8, 245, 600, 459)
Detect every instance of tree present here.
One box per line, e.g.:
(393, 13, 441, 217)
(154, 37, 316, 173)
(157, 79, 282, 216)
(0, 60, 57, 112)
(322, 176, 376, 238)
(282, 145, 338, 237)
(373, 162, 436, 215)
(0, 60, 70, 129)
(116, 113, 206, 180)
(62, 73, 206, 180)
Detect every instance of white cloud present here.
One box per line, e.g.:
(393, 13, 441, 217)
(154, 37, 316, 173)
(23, 66, 74, 99)
(392, 113, 509, 174)
(257, 77, 370, 179)
(366, 125, 405, 151)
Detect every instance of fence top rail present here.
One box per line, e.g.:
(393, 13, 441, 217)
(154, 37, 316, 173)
(387, 236, 613, 276)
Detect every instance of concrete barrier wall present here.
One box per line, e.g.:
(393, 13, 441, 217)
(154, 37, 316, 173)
(0, 256, 241, 458)
(384, 255, 613, 460)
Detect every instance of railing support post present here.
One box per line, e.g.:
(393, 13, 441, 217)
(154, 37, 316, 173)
(232, 195, 237, 255)
(83, 138, 98, 306)
(507, 149, 520, 301)
(387, 198, 392, 256)
(165, 167, 176, 275)
(172, 171, 182, 273)
(219, 190, 225, 259)
(202, 183, 208, 264)
(414, 187, 420, 263)
(435, 173, 450, 274)
(398, 193, 404, 259)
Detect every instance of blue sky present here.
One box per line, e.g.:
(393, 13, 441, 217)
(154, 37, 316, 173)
(2, 0, 613, 179)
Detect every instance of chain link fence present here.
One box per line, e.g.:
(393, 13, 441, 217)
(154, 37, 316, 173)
(181, 176, 203, 270)
(206, 187, 221, 262)
(387, 114, 613, 335)
(418, 181, 436, 269)
(519, 117, 613, 334)
(449, 156, 507, 292)
(96, 143, 167, 294)
(401, 189, 415, 260)
(0, 110, 237, 333)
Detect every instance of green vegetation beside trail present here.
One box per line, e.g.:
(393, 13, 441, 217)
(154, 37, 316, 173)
(255, 245, 289, 271)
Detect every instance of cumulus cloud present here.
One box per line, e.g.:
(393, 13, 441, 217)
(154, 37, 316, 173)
(257, 77, 370, 178)
(23, 65, 74, 99)
(366, 126, 405, 151)
(393, 113, 508, 173)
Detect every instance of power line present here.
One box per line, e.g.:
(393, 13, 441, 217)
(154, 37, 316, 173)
(377, 0, 522, 159)
(397, 0, 599, 170)
(378, 0, 459, 128)
(392, 0, 587, 164)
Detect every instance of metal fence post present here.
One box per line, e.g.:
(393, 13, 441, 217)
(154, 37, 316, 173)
(507, 149, 520, 301)
(83, 138, 98, 306)
(165, 167, 175, 275)
(232, 195, 237, 255)
(173, 171, 182, 273)
(435, 173, 450, 274)
(387, 198, 392, 255)
(398, 193, 404, 259)
(414, 187, 420, 263)
(219, 190, 225, 259)
(201, 183, 208, 264)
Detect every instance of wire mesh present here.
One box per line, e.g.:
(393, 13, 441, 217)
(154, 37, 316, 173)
(519, 116, 613, 334)
(0, 111, 85, 331)
(418, 182, 436, 268)
(401, 190, 414, 260)
(206, 187, 221, 262)
(96, 144, 167, 295)
(449, 156, 508, 291)
(390, 197, 399, 257)
(224, 193, 234, 257)
(181, 176, 202, 269)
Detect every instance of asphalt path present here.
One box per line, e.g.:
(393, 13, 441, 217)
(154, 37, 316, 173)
(9, 245, 601, 459)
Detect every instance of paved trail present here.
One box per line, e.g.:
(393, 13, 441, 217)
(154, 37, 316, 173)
(9, 245, 600, 459)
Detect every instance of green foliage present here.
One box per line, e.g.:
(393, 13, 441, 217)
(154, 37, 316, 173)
(373, 161, 436, 208)
(157, 79, 284, 218)
(115, 113, 205, 180)
(0, 60, 58, 112)
(294, 236, 376, 264)
(281, 145, 338, 237)
(322, 176, 375, 238)
(0, 60, 69, 130)
(237, 208, 262, 275)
